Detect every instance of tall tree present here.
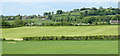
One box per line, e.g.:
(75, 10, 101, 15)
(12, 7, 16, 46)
(91, 7, 97, 10)
(2, 19, 10, 26)
(43, 12, 49, 16)
(48, 12, 51, 15)
(52, 11, 54, 15)
(99, 6, 103, 9)
(56, 10, 63, 14)
(12, 17, 25, 26)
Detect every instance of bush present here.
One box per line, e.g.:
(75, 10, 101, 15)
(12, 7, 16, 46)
(22, 35, 118, 41)
(2, 38, 6, 41)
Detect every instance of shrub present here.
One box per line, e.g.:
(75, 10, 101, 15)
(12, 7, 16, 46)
(22, 35, 118, 41)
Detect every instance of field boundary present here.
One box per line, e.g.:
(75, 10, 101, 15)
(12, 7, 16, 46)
(16, 35, 119, 41)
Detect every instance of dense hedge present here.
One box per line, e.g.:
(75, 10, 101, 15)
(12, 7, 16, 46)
(22, 35, 119, 41)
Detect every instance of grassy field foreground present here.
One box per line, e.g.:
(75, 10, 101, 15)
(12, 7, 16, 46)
(2, 25, 118, 39)
(2, 25, 118, 54)
(2, 41, 118, 54)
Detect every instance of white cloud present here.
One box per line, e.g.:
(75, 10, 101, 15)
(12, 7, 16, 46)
(1, 0, 120, 2)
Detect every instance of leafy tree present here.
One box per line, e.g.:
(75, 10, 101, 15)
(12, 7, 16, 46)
(12, 17, 26, 26)
(48, 15, 52, 20)
(68, 13, 71, 16)
(111, 14, 120, 20)
(99, 6, 103, 9)
(84, 11, 88, 16)
(43, 12, 49, 16)
(99, 12, 106, 16)
(56, 10, 63, 14)
(2, 19, 10, 26)
(88, 10, 97, 15)
(52, 11, 54, 15)
(91, 7, 97, 10)
(79, 12, 84, 18)
(82, 17, 96, 24)
(48, 12, 51, 15)
(38, 14, 40, 16)
(73, 9, 80, 12)
(80, 7, 86, 11)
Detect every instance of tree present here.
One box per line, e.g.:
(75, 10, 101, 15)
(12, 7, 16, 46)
(88, 10, 97, 15)
(48, 12, 51, 15)
(80, 7, 86, 11)
(52, 11, 54, 15)
(82, 17, 96, 24)
(91, 7, 97, 10)
(68, 13, 71, 16)
(79, 12, 84, 18)
(111, 14, 120, 20)
(12, 17, 26, 26)
(2, 19, 10, 26)
(32, 15, 37, 18)
(17, 14, 21, 16)
(48, 15, 52, 20)
(99, 12, 106, 16)
(43, 12, 49, 16)
(84, 11, 88, 16)
(38, 14, 40, 16)
(109, 7, 113, 10)
(56, 10, 63, 14)
(16, 14, 22, 19)
(99, 6, 103, 9)
(73, 9, 79, 12)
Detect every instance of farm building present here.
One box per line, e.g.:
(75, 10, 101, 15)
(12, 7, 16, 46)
(110, 20, 120, 24)
(38, 16, 45, 18)
(22, 16, 29, 19)
(42, 18, 48, 20)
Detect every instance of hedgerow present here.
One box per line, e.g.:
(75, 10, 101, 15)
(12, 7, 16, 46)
(22, 35, 119, 41)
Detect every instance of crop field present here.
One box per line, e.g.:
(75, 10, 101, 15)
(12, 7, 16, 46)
(2, 41, 118, 54)
(2, 25, 118, 39)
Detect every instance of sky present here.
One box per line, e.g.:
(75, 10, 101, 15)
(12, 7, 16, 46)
(1, 0, 120, 16)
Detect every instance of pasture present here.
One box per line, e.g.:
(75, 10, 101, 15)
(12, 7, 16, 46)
(2, 25, 118, 39)
(2, 41, 118, 54)
(2, 25, 118, 54)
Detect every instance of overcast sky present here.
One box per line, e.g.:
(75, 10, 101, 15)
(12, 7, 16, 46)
(1, 0, 120, 16)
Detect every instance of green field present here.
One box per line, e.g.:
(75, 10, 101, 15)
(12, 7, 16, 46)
(2, 41, 118, 54)
(2, 25, 118, 39)
(1, 5, 119, 55)
(2, 25, 118, 54)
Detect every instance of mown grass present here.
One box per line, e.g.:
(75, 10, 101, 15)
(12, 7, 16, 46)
(2, 25, 118, 39)
(2, 41, 118, 54)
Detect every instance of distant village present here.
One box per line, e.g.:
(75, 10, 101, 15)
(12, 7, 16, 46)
(21, 16, 120, 24)
(4, 15, 120, 24)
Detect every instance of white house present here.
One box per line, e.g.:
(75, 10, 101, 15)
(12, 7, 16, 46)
(110, 20, 120, 24)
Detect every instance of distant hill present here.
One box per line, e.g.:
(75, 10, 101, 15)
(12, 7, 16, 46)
(1, 7, 120, 27)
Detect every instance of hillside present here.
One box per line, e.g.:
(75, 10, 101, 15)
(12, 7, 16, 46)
(1, 7, 120, 27)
